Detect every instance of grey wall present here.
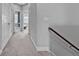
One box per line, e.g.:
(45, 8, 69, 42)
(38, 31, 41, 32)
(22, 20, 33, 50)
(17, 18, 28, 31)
(29, 3, 37, 47)
(22, 4, 29, 16)
(36, 3, 79, 54)
(2, 3, 14, 50)
(12, 4, 21, 12)
(0, 4, 2, 50)
(37, 3, 79, 25)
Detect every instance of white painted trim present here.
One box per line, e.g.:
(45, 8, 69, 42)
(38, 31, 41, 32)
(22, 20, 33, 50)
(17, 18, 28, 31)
(0, 32, 13, 55)
(49, 50, 56, 56)
(2, 33, 13, 49)
(36, 47, 49, 51)
(30, 37, 50, 51)
(30, 37, 55, 55)
(30, 37, 37, 50)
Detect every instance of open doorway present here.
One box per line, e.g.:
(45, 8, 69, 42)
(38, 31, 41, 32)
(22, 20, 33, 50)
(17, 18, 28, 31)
(13, 3, 29, 33)
(14, 11, 21, 32)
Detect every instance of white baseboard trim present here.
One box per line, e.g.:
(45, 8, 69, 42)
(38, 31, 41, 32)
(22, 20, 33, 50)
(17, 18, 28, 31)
(30, 37, 49, 51)
(49, 50, 56, 56)
(30, 37, 37, 50)
(36, 47, 49, 51)
(0, 32, 13, 55)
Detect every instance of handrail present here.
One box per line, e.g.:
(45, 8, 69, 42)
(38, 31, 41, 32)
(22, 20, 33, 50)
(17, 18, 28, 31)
(48, 27, 79, 51)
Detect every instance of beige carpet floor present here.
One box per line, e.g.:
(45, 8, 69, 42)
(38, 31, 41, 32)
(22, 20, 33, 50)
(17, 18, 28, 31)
(1, 28, 49, 56)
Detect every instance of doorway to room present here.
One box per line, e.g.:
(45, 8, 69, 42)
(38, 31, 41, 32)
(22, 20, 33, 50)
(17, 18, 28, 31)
(14, 11, 21, 32)
(13, 4, 29, 33)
